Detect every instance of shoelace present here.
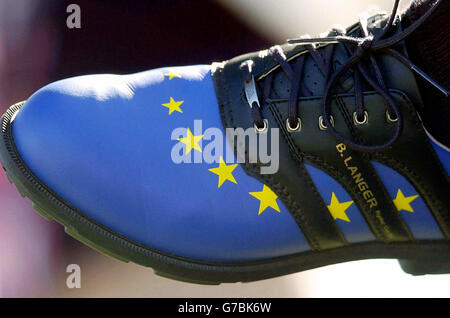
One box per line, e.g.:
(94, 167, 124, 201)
(240, 0, 448, 152)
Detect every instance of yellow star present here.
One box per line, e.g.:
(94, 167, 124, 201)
(393, 189, 418, 213)
(327, 192, 353, 222)
(177, 128, 204, 154)
(208, 157, 238, 188)
(164, 71, 181, 80)
(249, 185, 281, 215)
(162, 97, 184, 115)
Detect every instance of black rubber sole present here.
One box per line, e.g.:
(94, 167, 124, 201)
(1, 101, 449, 284)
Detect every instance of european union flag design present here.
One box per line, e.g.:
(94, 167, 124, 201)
(305, 164, 375, 243)
(145, 66, 311, 261)
(371, 161, 443, 239)
(13, 65, 311, 262)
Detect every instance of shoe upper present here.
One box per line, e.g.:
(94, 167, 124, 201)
(10, 8, 450, 263)
(12, 65, 310, 262)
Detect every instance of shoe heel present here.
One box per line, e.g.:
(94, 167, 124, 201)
(398, 258, 450, 275)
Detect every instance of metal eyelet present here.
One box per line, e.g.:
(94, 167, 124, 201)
(353, 111, 368, 125)
(286, 117, 302, 132)
(319, 115, 334, 130)
(254, 119, 269, 134)
(386, 110, 398, 123)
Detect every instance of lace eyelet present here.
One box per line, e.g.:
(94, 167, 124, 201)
(254, 119, 269, 134)
(353, 111, 368, 125)
(319, 115, 334, 130)
(286, 117, 302, 132)
(386, 110, 398, 123)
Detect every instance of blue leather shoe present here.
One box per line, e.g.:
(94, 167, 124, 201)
(1, 0, 449, 283)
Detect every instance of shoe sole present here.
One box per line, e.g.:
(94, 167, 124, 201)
(1, 101, 449, 284)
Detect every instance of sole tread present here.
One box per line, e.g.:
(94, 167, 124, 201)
(64, 226, 130, 263)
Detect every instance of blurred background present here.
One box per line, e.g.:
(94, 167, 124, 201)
(0, 0, 448, 297)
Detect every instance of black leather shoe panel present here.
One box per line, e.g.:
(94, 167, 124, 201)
(211, 12, 449, 249)
(374, 98, 450, 238)
(214, 63, 347, 250)
(270, 91, 415, 242)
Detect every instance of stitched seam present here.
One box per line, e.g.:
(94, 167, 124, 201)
(216, 66, 324, 250)
(268, 104, 322, 249)
(373, 91, 449, 237)
(336, 95, 413, 240)
(373, 91, 450, 236)
(270, 104, 347, 247)
(374, 154, 449, 236)
(270, 103, 303, 162)
(336, 96, 360, 143)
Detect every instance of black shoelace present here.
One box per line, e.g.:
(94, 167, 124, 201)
(240, 0, 448, 152)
